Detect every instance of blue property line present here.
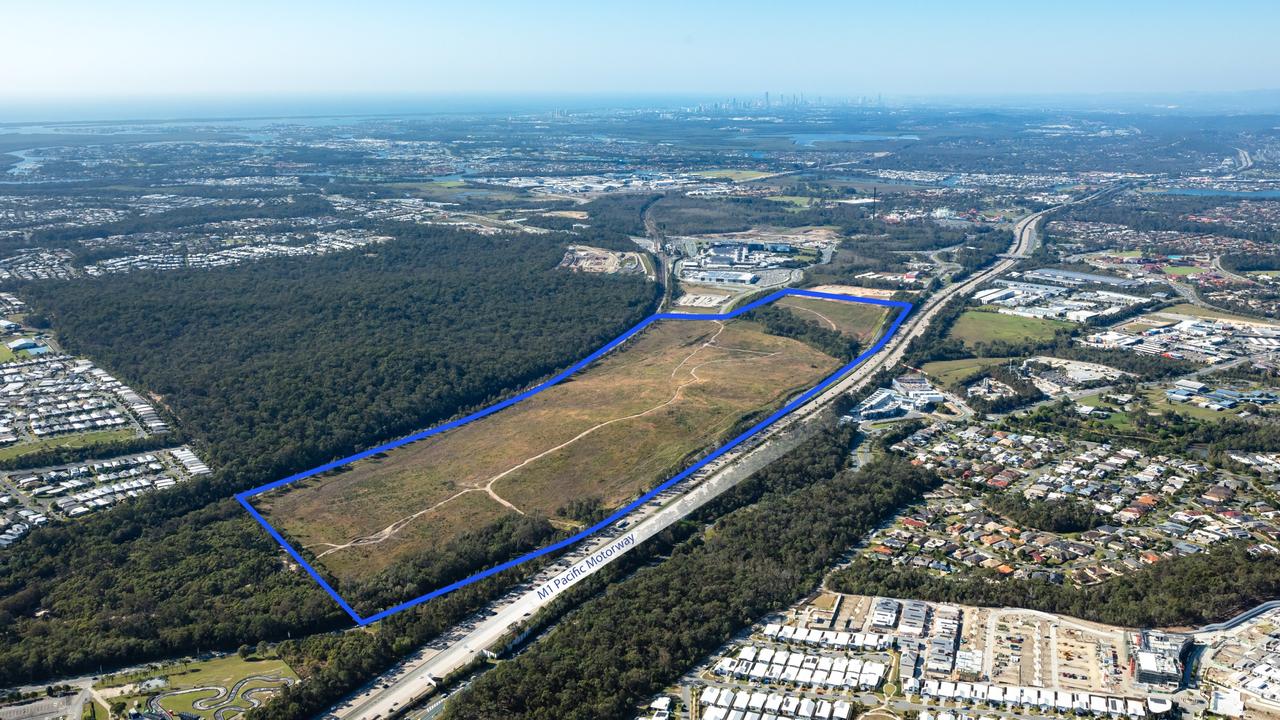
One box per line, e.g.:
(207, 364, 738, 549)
(237, 288, 912, 625)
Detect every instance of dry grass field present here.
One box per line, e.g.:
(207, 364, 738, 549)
(775, 295, 889, 342)
(259, 316, 844, 584)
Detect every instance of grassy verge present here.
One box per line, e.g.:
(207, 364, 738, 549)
(0, 429, 137, 463)
(920, 357, 1014, 385)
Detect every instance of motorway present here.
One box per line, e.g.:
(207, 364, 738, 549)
(776, 190, 1112, 418)
(1212, 254, 1256, 285)
(326, 410, 824, 720)
(325, 188, 1112, 719)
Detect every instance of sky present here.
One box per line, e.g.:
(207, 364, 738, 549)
(3, 0, 1278, 112)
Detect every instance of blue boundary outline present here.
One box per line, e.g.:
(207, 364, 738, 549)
(237, 288, 912, 625)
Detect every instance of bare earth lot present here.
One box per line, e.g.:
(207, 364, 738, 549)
(259, 315, 861, 585)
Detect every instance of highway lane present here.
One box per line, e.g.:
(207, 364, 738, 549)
(325, 187, 1114, 720)
(1212, 254, 1255, 285)
(326, 423, 815, 719)
(326, 246, 1018, 716)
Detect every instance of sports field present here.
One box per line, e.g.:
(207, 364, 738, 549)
(259, 316, 845, 586)
(0, 428, 136, 463)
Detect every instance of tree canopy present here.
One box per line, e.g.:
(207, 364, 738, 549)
(0, 227, 658, 684)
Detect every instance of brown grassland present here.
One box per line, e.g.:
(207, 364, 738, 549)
(259, 316, 855, 584)
(776, 295, 889, 342)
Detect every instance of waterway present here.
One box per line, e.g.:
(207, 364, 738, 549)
(1158, 187, 1280, 199)
(785, 132, 920, 146)
(5, 149, 45, 175)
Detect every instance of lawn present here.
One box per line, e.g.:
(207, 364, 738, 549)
(765, 195, 815, 208)
(810, 592, 838, 611)
(86, 698, 109, 719)
(867, 419, 912, 430)
(1163, 265, 1208, 276)
(1076, 394, 1132, 430)
(919, 357, 1014, 385)
(99, 653, 298, 720)
(692, 169, 773, 182)
(260, 312, 849, 590)
(1146, 388, 1242, 421)
(723, 288, 772, 313)
(947, 310, 1071, 347)
(0, 428, 136, 463)
(0, 335, 45, 363)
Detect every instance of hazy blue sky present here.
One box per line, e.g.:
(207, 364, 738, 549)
(4, 0, 1277, 102)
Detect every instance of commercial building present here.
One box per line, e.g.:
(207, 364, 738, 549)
(682, 269, 759, 285)
(1024, 268, 1142, 288)
(1134, 631, 1190, 686)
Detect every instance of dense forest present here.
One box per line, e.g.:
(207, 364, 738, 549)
(520, 194, 660, 253)
(580, 194, 660, 236)
(1060, 194, 1277, 243)
(811, 223, 1011, 284)
(28, 195, 336, 248)
(437, 453, 938, 720)
(0, 497, 345, 682)
(1009, 397, 1280, 459)
(1222, 252, 1280, 273)
(984, 493, 1103, 533)
(22, 228, 656, 487)
(0, 229, 658, 684)
(956, 366, 1045, 415)
(833, 543, 1280, 628)
(649, 195, 869, 236)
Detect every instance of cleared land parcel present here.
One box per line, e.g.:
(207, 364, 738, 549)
(948, 309, 1071, 347)
(256, 301, 887, 602)
(775, 295, 890, 342)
